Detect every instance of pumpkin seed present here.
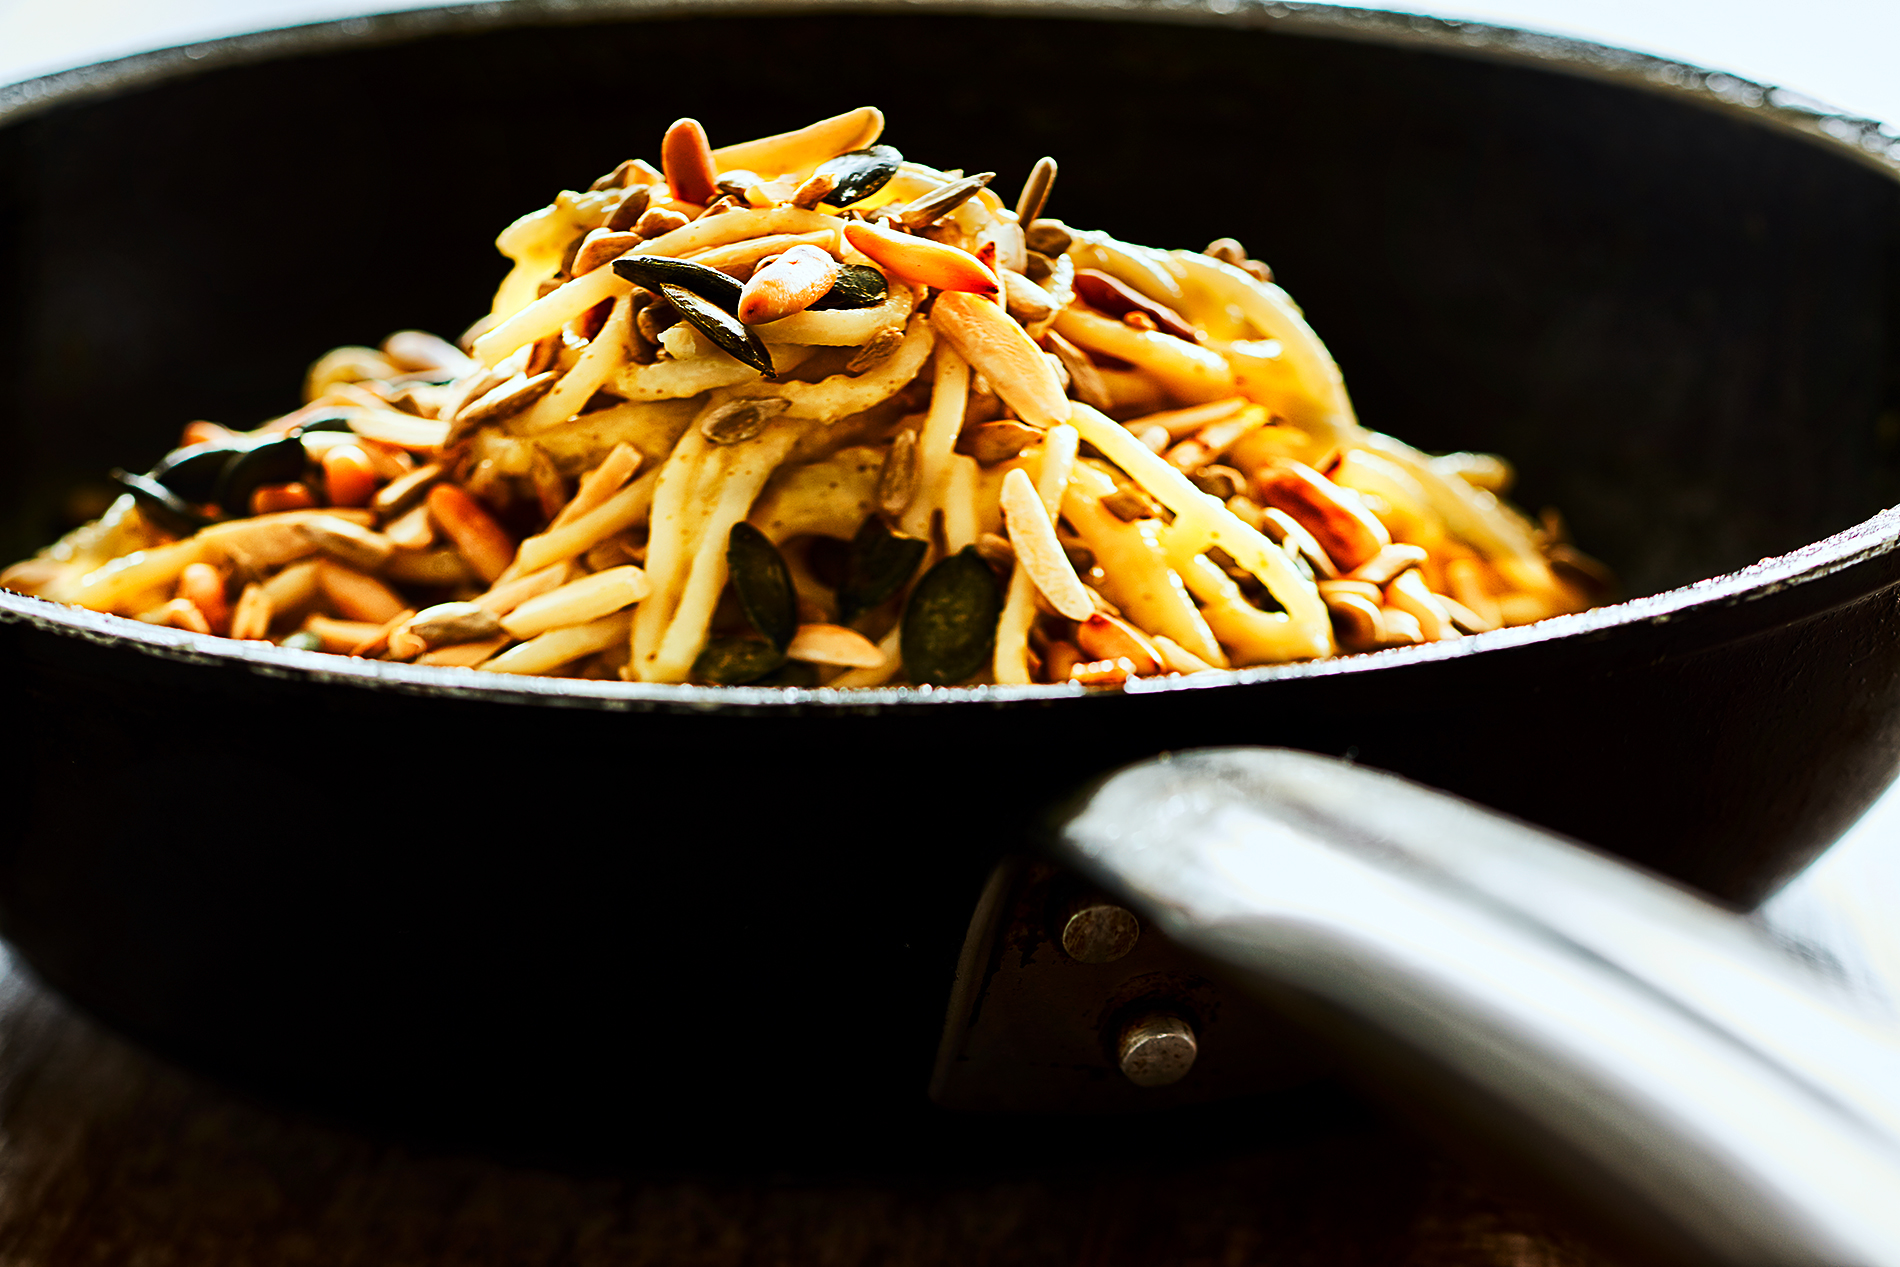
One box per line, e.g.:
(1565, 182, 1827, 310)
(727, 522, 796, 649)
(660, 284, 776, 378)
(895, 172, 995, 231)
(901, 546, 1002, 686)
(700, 396, 790, 445)
(110, 468, 208, 535)
(754, 659, 820, 687)
(291, 416, 354, 436)
(838, 514, 927, 625)
(215, 433, 308, 517)
(612, 255, 744, 311)
(693, 635, 785, 684)
(810, 264, 888, 311)
(149, 441, 238, 503)
(814, 145, 902, 207)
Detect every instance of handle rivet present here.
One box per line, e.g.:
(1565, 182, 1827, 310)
(1061, 903, 1139, 963)
(1117, 1011, 1197, 1087)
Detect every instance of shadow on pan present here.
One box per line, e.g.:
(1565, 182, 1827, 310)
(1, 1, 1899, 1167)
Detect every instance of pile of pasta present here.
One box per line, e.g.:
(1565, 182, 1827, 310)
(3, 106, 1605, 688)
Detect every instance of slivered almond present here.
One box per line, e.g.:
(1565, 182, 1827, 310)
(500, 566, 649, 639)
(1385, 568, 1459, 641)
(1324, 589, 1385, 652)
(1347, 543, 1429, 587)
(1252, 459, 1390, 571)
(1000, 467, 1091, 621)
(786, 623, 885, 668)
(475, 562, 571, 616)
(843, 221, 998, 296)
(930, 292, 1070, 429)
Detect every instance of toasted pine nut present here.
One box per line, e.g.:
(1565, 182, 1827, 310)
(1252, 459, 1390, 571)
(844, 221, 998, 297)
(427, 484, 517, 583)
(737, 243, 841, 324)
(500, 566, 649, 639)
(178, 562, 229, 634)
(662, 118, 719, 206)
(1075, 612, 1161, 675)
(251, 482, 317, 515)
(929, 291, 1069, 429)
(317, 559, 407, 623)
(1347, 543, 1429, 587)
(1001, 467, 1092, 621)
(321, 444, 379, 508)
(785, 622, 885, 668)
(1385, 568, 1459, 641)
(301, 613, 388, 654)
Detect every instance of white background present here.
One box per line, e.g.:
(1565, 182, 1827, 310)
(2, 0, 1897, 958)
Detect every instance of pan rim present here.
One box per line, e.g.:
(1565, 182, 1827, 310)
(3, 0, 1897, 712)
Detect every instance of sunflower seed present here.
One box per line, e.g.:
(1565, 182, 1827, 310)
(875, 428, 919, 517)
(1014, 157, 1058, 225)
(700, 396, 790, 445)
(895, 172, 995, 231)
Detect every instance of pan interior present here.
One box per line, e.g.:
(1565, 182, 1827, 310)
(3, 10, 1898, 602)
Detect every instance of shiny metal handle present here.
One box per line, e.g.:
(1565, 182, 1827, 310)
(1054, 748, 1900, 1267)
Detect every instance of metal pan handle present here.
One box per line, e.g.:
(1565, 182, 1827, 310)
(1054, 748, 1900, 1267)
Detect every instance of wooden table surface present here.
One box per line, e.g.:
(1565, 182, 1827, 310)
(0, 948, 1630, 1266)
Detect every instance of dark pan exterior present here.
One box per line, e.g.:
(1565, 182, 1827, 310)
(3, 1, 1900, 1159)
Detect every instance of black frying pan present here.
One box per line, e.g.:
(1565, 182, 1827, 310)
(2, 0, 1899, 1191)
